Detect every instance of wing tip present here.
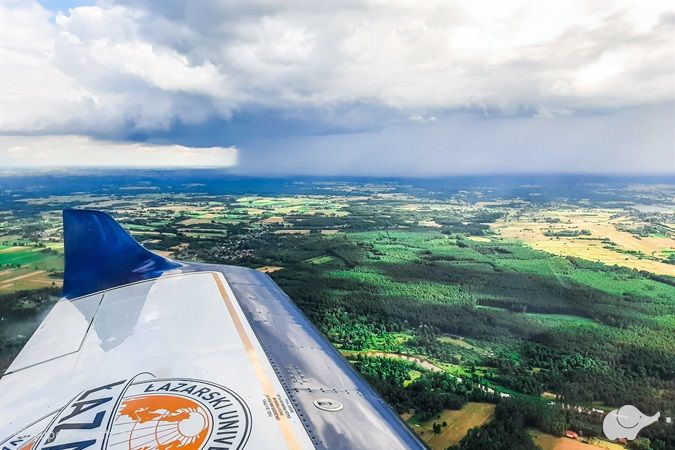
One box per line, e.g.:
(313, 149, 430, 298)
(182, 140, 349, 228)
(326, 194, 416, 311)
(63, 209, 182, 299)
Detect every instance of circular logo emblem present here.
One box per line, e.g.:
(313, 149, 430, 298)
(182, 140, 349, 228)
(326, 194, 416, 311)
(107, 378, 251, 450)
(1, 376, 251, 450)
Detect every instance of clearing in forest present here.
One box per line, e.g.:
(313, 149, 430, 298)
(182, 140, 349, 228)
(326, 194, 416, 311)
(411, 402, 496, 450)
(257, 266, 284, 273)
(0, 270, 58, 291)
(530, 430, 624, 450)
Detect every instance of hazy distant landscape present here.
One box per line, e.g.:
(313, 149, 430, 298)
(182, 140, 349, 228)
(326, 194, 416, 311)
(1, 172, 674, 450)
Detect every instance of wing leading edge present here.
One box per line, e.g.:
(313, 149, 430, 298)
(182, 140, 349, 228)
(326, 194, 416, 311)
(0, 210, 425, 450)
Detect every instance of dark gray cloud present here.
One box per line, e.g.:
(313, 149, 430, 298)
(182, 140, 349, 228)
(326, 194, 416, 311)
(1, 0, 673, 173)
(235, 104, 675, 175)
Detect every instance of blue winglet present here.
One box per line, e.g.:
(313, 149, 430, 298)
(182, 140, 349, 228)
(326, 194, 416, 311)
(63, 209, 182, 299)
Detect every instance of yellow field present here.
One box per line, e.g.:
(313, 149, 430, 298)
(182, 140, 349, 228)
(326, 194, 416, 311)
(531, 430, 623, 450)
(0, 269, 61, 291)
(419, 220, 442, 228)
(129, 230, 165, 236)
(0, 247, 25, 254)
(262, 216, 284, 224)
(274, 229, 311, 235)
(467, 236, 491, 242)
(410, 402, 496, 450)
(493, 209, 675, 276)
(257, 266, 283, 273)
(178, 218, 214, 225)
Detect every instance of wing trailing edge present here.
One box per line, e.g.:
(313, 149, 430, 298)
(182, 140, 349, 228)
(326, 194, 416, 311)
(62, 209, 181, 299)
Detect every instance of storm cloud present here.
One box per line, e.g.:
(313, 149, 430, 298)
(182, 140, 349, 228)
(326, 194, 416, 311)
(1, 0, 673, 173)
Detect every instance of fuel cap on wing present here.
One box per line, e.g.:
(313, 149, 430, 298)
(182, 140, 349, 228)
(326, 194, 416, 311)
(313, 398, 343, 412)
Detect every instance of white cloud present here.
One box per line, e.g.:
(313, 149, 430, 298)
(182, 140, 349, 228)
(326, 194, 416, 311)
(0, 1, 91, 132)
(409, 113, 437, 123)
(0, 135, 238, 167)
(1, 0, 673, 136)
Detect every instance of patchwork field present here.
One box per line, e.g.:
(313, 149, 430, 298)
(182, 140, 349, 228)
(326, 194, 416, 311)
(493, 208, 675, 276)
(0, 245, 63, 292)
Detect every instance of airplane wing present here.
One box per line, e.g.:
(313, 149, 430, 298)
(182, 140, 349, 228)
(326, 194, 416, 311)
(0, 210, 425, 450)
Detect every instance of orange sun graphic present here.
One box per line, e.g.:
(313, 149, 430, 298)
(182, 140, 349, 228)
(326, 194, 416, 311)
(109, 395, 211, 450)
(17, 437, 37, 450)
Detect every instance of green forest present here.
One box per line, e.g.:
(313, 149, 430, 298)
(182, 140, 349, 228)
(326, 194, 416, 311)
(194, 206, 674, 448)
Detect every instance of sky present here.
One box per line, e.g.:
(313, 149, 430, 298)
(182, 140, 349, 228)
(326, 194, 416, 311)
(1, 0, 673, 174)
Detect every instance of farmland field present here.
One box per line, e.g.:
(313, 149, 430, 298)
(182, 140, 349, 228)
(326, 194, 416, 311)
(494, 208, 675, 276)
(1, 172, 674, 449)
(411, 402, 496, 449)
(530, 430, 624, 450)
